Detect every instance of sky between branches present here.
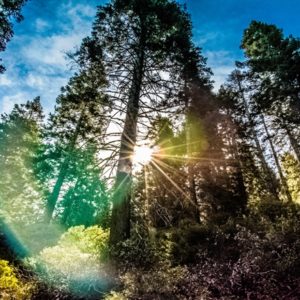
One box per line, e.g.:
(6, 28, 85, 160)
(1, 0, 300, 114)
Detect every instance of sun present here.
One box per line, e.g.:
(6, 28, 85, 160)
(133, 145, 155, 166)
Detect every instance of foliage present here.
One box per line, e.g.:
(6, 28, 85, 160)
(282, 153, 300, 204)
(26, 226, 111, 298)
(106, 208, 300, 299)
(43, 63, 109, 223)
(1, 1, 300, 299)
(0, 259, 35, 299)
(0, 0, 27, 72)
(0, 98, 45, 224)
(57, 145, 110, 229)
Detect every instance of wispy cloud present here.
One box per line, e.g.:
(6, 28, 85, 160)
(1, 92, 30, 114)
(35, 18, 49, 32)
(203, 50, 237, 91)
(22, 34, 84, 68)
(0, 1, 100, 115)
(0, 75, 13, 86)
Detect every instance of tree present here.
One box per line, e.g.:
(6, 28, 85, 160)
(44, 63, 109, 223)
(178, 46, 213, 222)
(0, 97, 44, 224)
(87, 0, 199, 245)
(145, 117, 191, 227)
(218, 70, 280, 201)
(58, 144, 109, 229)
(241, 21, 300, 161)
(0, 0, 27, 72)
(282, 153, 300, 204)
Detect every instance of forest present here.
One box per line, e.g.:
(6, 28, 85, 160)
(0, 0, 300, 299)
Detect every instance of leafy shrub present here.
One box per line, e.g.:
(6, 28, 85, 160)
(0, 259, 35, 299)
(107, 209, 300, 300)
(110, 228, 159, 268)
(104, 291, 127, 300)
(26, 225, 112, 299)
(107, 264, 189, 300)
(59, 225, 109, 261)
(170, 221, 216, 264)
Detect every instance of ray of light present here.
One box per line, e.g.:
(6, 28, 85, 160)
(154, 153, 226, 164)
(151, 158, 199, 209)
(151, 158, 189, 200)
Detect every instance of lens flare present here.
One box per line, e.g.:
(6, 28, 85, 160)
(133, 145, 155, 166)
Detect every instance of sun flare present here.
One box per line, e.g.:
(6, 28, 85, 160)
(133, 145, 155, 166)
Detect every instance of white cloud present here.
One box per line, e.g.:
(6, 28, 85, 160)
(205, 50, 234, 66)
(196, 31, 224, 47)
(0, 1, 98, 115)
(22, 3, 96, 71)
(212, 66, 235, 91)
(66, 4, 96, 19)
(1, 93, 30, 114)
(26, 73, 46, 88)
(203, 50, 236, 91)
(0, 75, 13, 86)
(23, 34, 83, 68)
(35, 18, 49, 32)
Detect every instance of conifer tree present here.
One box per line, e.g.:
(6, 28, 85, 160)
(86, 0, 200, 245)
(0, 0, 27, 72)
(218, 70, 280, 201)
(0, 97, 44, 224)
(282, 153, 300, 204)
(58, 144, 109, 228)
(44, 63, 109, 223)
(241, 21, 300, 161)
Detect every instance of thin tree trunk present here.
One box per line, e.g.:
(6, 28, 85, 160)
(44, 162, 69, 223)
(44, 108, 85, 223)
(184, 83, 200, 223)
(186, 111, 199, 222)
(236, 76, 279, 198)
(109, 34, 146, 246)
(260, 114, 293, 202)
(226, 115, 248, 212)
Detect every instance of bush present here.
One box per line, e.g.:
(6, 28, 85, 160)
(107, 264, 189, 300)
(0, 259, 35, 299)
(107, 210, 300, 299)
(26, 225, 112, 299)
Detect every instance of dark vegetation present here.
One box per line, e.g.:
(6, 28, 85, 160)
(0, 0, 300, 299)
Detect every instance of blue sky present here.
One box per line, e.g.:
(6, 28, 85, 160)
(1, 0, 300, 114)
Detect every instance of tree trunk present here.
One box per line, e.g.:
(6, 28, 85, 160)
(184, 82, 200, 222)
(226, 115, 248, 212)
(236, 77, 279, 198)
(261, 114, 293, 202)
(186, 111, 199, 222)
(44, 161, 69, 223)
(109, 35, 145, 247)
(44, 109, 85, 223)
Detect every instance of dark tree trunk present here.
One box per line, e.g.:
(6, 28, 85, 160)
(185, 101, 200, 223)
(60, 179, 80, 226)
(226, 116, 248, 212)
(109, 35, 145, 246)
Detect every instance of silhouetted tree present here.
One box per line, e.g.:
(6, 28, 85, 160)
(0, 0, 27, 72)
